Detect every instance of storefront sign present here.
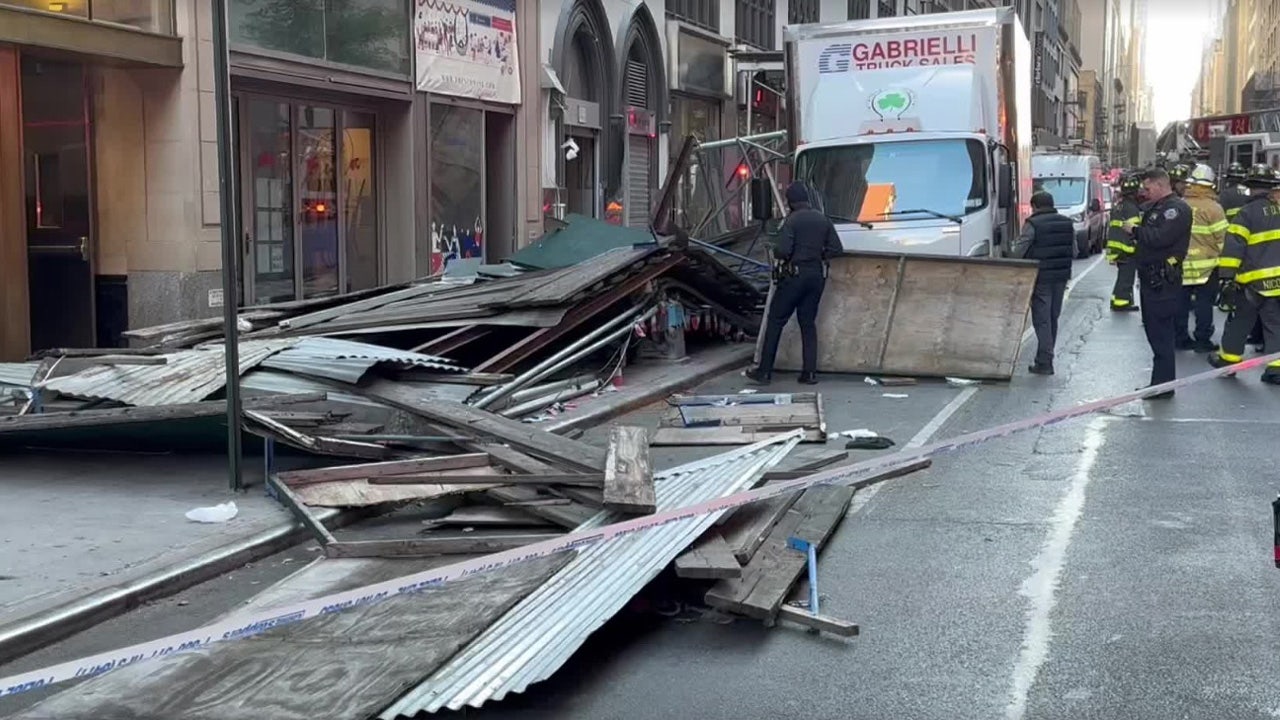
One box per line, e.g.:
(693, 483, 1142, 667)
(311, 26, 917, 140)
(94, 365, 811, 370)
(414, 0, 521, 104)
(1033, 31, 1044, 88)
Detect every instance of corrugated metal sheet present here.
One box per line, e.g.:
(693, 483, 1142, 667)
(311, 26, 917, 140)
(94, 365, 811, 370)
(380, 432, 803, 717)
(242, 370, 477, 406)
(259, 337, 464, 384)
(0, 362, 39, 388)
(39, 340, 297, 406)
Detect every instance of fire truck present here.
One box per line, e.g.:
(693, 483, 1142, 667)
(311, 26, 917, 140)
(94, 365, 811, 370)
(1157, 108, 1280, 172)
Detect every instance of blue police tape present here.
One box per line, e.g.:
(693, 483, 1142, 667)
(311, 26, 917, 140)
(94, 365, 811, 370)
(3, 350, 1278, 699)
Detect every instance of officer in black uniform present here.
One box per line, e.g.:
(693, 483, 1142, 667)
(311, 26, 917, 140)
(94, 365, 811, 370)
(1121, 167, 1193, 398)
(747, 183, 843, 386)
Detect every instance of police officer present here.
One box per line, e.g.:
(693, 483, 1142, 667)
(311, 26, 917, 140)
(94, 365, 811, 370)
(747, 183, 843, 385)
(1176, 163, 1228, 352)
(1210, 164, 1280, 384)
(1107, 173, 1143, 311)
(1121, 167, 1193, 398)
(1220, 162, 1251, 219)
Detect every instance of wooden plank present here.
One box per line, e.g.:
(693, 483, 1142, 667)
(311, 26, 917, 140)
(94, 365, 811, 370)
(718, 485, 802, 564)
(551, 485, 605, 508)
(266, 475, 337, 546)
(364, 379, 607, 471)
(325, 532, 562, 558)
(650, 427, 823, 446)
(277, 453, 490, 486)
(421, 371, 515, 386)
(776, 605, 860, 637)
(660, 407, 820, 428)
(433, 506, 552, 527)
(479, 443, 561, 474)
(289, 467, 502, 508)
(484, 485, 594, 529)
(603, 426, 654, 514)
(370, 472, 604, 486)
(673, 533, 742, 579)
(705, 485, 854, 621)
(668, 392, 817, 406)
(0, 393, 326, 434)
(503, 497, 572, 507)
(410, 325, 490, 355)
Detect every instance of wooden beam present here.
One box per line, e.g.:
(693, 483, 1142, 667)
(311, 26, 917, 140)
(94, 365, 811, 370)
(0, 393, 327, 434)
(370, 473, 604, 486)
(324, 533, 562, 558)
(776, 605, 860, 637)
(276, 453, 491, 486)
(410, 325, 491, 356)
(603, 426, 654, 514)
(363, 379, 607, 472)
(422, 372, 515, 386)
(484, 485, 594, 529)
(266, 475, 337, 546)
(673, 533, 741, 579)
(718, 486, 802, 564)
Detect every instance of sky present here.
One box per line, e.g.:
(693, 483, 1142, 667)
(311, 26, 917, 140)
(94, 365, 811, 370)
(1144, 0, 1221, 127)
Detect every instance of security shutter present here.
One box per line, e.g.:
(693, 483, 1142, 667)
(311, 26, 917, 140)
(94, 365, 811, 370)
(627, 134, 652, 227)
(624, 55, 652, 228)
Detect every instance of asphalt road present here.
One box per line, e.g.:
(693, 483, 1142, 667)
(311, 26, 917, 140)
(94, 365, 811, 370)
(5, 256, 1280, 720)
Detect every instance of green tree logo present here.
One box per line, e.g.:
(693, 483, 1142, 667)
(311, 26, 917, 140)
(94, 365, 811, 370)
(871, 89, 912, 118)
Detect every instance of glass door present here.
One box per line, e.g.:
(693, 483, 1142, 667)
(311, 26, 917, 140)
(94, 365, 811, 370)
(244, 98, 295, 304)
(298, 105, 338, 298)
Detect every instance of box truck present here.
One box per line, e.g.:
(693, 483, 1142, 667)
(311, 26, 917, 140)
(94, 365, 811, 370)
(1031, 153, 1106, 258)
(782, 7, 1033, 257)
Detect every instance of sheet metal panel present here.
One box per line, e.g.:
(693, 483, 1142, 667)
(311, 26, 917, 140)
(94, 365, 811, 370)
(259, 337, 464, 384)
(380, 432, 802, 717)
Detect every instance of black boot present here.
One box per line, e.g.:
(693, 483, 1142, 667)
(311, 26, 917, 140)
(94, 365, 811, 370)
(1028, 363, 1054, 376)
(797, 371, 818, 385)
(1193, 339, 1219, 353)
(1262, 372, 1280, 386)
(1207, 352, 1238, 377)
(743, 367, 771, 385)
(1175, 336, 1196, 351)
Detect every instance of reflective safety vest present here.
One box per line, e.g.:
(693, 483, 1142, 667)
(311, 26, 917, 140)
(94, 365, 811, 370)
(1222, 195, 1280, 298)
(1182, 186, 1228, 286)
(1105, 197, 1142, 261)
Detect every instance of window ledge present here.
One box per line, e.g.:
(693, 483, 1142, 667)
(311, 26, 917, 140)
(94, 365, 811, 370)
(0, 5, 181, 67)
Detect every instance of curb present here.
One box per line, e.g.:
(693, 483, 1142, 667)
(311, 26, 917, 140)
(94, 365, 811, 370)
(0, 507, 359, 665)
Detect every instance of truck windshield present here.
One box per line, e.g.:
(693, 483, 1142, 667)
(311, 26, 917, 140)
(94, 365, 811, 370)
(1034, 177, 1087, 207)
(793, 139, 987, 224)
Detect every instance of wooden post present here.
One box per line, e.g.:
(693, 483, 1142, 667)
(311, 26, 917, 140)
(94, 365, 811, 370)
(603, 425, 654, 514)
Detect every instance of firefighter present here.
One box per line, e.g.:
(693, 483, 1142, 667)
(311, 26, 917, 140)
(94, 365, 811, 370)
(1221, 162, 1251, 219)
(1169, 164, 1191, 197)
(1121, 167, 1193, 397)
(1107, 173, 1143, 311)
(1210, 164, 1280, 384)
(1176, 164, 1229, 352)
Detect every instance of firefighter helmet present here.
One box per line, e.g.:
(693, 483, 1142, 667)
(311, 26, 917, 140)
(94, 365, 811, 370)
(1119, 173, 1142, 194)
(1245, 163, 1280, 188)
(1189, 163, 1216, 188)
(1168, 164, 1191, 182)
(1225, 161, 1247, 181)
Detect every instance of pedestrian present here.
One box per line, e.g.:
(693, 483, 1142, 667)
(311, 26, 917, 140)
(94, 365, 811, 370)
(1121, 167, 1193, 398)
(1016, 191, 1075, 375)
(1176, 163, 1228, 353)
(746, 183, 843, 386)
(1210, 163, 1280, 385)
(1106, 173, 1143, 312)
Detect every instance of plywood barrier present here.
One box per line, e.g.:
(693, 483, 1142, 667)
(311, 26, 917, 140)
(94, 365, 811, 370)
(760, 252, 1038, 380)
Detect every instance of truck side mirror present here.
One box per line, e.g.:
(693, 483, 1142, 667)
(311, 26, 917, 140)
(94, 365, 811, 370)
(1089, 198, 1102, 212)
(997, 163, 1013, 209)
(750, 178, 774, 221)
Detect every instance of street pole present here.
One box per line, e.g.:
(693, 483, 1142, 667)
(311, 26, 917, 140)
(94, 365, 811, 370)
(211, 0, 243, 492)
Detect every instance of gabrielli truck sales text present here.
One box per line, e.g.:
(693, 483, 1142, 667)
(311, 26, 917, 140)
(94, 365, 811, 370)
(851, 34, 978, 69)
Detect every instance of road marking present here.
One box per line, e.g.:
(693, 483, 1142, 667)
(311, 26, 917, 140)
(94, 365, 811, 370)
(1004, 415, 1108, 720)
(1021, 255, 1107, 345)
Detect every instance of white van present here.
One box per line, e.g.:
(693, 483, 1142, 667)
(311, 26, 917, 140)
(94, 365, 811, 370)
(1031, 154, 1106, 258)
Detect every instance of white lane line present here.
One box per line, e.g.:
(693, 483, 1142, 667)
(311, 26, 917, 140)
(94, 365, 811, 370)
(1021, 255, 1107, 345)
(1004, 415, 1109, 720)
(847, 385, 981, 516)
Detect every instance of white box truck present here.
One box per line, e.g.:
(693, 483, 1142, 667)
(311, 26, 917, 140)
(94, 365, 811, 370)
(782, 7, 1033, 257)
(1031, 153, 1106, 258)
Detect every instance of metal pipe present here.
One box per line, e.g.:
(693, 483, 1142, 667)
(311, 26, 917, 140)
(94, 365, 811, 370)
(472, 304, 647, 410)
(687, 237, 771, 269)
(696, 130, 787, 151)
(507, 374, 597, 405)
(505, 307, 657, 401)
(499, 379, 602, 418)
(212, 0, 243, 491)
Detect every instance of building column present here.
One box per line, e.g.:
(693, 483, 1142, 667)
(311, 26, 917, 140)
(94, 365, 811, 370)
(515, 0, 542, 248)
(0, 44, 28, 360)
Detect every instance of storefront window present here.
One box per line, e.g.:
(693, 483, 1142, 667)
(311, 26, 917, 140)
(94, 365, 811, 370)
(2, 0, 174, 34)
(246, 99, 295, 304)
(428, 103, 484, 274)
(229, 0, 409, 75)
(298, 105, 339, 298)
(342, 111, 378, 292)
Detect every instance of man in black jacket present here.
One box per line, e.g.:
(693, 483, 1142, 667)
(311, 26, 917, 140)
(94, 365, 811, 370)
(746, 183, 843, 385)
(1017, 191, 1075, 375)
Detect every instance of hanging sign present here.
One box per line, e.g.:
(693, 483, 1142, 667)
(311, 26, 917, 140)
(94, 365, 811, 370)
(414, 0, 521, 104)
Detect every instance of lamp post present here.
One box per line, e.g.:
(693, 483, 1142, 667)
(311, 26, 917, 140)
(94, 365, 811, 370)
(211, 0, 244, 491)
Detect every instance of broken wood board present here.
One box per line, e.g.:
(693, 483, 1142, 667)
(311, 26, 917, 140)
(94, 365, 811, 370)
(364, 379, 607, 472)
(266, 476, 338, 546)
(277, 453, 490, 486)
(484, 485, 596, 529)
(325, 532, 562, 558)
(717, 482, 802, 564)
(603, 425, 654, 514)
(650, 426, 824, 446)
(288, 465, 503, 508)
(776, 605, 860, 637)
(550, 485, 605, 508)
(244, 412, 391, 460)
(765, 252, 1037, 379)
(673, 533, 742, 579)
(370, 472, 604, 487)
(9, 555, 574, 720)
(705, 484, 854, 622)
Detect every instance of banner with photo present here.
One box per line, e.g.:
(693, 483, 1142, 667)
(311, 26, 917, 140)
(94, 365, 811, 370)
(414, 0, 521, 104)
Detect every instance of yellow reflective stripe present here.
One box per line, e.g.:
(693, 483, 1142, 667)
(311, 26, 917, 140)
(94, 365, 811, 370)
(1226, 207, 1241, 217)
(1192, 221, 1229, 234)
(1125, 216, 1141, 223)
(1227, 223, 1251, 239)
(1109, 220, 1124, 227)
(1219, 256, 1243, 268)
(1106, 240, 1136, 253)
(1248, 228, 1280, 245)
(1110, 298, 1132, 306)
(1182, 258, 1219, 270)
(1220, 352, 1244, 363)
(1209, 220, 1229, 232)
(1237, 266, 1280, 284)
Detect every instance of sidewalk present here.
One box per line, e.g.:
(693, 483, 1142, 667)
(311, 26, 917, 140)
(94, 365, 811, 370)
(0, 449, 315, 658)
